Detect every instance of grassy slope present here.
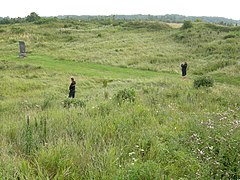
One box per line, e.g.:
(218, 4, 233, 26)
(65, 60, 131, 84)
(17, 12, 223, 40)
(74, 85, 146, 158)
(0, 20, 240, 179)
(6, 55, 166, 79)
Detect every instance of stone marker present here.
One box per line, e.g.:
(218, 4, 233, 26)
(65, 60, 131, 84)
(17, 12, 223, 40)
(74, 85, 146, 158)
(19, 41, 26, 58)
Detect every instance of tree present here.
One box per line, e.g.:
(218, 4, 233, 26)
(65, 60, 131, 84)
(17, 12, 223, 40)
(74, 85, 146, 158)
(26, 12, 41, 22)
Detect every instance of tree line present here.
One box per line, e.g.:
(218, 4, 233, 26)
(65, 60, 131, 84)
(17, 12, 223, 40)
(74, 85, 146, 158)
(56, 14, 240, 26)
(1, 13, 239, 26)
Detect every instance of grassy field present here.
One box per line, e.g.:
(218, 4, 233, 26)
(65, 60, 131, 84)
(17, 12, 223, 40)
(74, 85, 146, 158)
(0, 19, 240, 179)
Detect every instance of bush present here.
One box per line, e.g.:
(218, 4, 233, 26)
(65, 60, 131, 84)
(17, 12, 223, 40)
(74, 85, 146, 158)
(63, 98, 86, 108)
(194, 76, 214, 88)
(114, 88, 136, 103)
(223, 34, 236, 39)
(181, 20, 193, 29)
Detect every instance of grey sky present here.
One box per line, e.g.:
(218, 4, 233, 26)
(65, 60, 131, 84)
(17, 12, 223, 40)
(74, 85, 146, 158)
(1, 0, 239, 20)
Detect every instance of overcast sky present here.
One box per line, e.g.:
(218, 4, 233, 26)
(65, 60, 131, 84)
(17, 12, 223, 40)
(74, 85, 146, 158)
(1, 0, 239, 20)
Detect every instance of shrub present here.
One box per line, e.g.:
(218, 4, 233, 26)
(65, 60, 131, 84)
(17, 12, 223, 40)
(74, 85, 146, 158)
(223, 34, 236, 39)
(181, 20, 193, 29)
(194, 76, 214, 88)
(63, 98, 86, 108)
(102, 80, 108, 88)
(34, 18, 54, 25)
(114, 88, 136, 103)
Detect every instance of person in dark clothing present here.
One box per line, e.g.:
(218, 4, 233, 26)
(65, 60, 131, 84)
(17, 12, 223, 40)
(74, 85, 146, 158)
(69, 77, 76, 98)
(181, 62, 187, 79)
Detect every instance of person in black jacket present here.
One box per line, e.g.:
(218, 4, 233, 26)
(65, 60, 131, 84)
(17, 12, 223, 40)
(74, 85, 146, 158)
(181, 62, 187, 79)
(69, 77, 76, 98)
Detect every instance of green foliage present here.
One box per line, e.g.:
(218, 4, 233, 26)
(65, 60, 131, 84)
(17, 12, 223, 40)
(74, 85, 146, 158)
(181, 20, 193, 29)
(114, 88, 136, 103)
(26, 12, 41, 22)
(20, 116, 47, 155)
(102, 79, 108, 88)
(34, 18, 57, 25)
(194, 76, 214, 88)
(195, 18, 202, 22)
(63, 98, 86, 108)
(223, 34, 236, 39)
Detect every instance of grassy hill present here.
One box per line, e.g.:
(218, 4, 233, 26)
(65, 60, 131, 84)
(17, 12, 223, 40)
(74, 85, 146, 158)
(0, 19, 240, 179)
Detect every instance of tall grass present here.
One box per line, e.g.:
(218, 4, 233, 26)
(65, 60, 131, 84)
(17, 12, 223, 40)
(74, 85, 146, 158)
(0, 19, 240, 179)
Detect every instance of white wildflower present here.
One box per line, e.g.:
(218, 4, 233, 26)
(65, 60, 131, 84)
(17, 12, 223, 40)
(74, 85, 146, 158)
(129, 152, 135, 156)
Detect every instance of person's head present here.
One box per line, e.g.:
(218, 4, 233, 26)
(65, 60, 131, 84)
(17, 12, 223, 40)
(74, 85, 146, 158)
(184, 62, 187, 65)
(71, 77, 74, 81)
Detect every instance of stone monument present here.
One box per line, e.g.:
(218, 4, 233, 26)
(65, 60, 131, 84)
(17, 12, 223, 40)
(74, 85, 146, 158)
(19, 41, 26, 58)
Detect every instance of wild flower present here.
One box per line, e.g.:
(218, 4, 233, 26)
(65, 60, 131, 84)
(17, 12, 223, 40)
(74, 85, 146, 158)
(132, 157, 137, 162)
(208, 125, 214, 129)
(219, 117, 227, 121)
(129, 152, 135, 156)
(196, 170, 201, 177)
(198, 149, 204, 155)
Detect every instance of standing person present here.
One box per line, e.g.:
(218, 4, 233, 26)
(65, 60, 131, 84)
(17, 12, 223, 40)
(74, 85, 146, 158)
(181, 62, 187, 79)
(69, 77, 76, 98)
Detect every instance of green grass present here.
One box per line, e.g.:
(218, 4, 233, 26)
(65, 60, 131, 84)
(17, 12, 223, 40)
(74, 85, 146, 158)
(1, 19, 240, 179)
(6, 55, 172, 80)
(211, 73, 240, 86)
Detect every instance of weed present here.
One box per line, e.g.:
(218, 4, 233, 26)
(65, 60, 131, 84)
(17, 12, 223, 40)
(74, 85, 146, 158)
(114, 88, 136, 104)
(224, 34, 236, 39)
(63, 98, 86, 108)
(194, 76, 214, 88)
